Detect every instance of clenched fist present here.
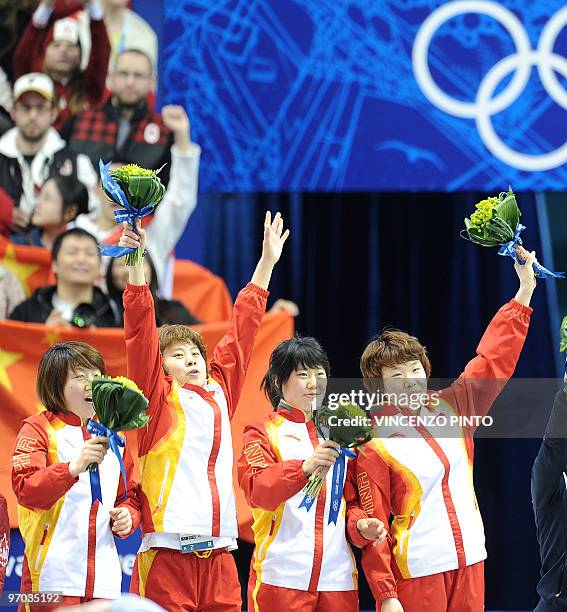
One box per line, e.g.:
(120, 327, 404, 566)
(68, 436, 108, 477)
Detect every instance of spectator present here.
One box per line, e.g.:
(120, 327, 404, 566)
(102, 0, 157, 76)
(61, 48, 172, 180)
(106, 252, 199, 326)
(12, 174, 89, 247)
(13, 0, 111, 129)
(0, 73, 97, 238)
(73, 105, 200, 296)
(9, 227, 120, 327)
(0, 265, 26, 318)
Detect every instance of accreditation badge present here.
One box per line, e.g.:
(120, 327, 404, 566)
(179, 534, 214, 554)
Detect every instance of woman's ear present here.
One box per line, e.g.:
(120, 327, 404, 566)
(63, 204, 79, 224)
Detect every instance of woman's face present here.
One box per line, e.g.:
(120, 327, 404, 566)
(380, 360, 428, 409)
(62, 365, 101, 420)
(111, 256, 152, 291)
(44, 40, 81, 77)
(32, 179, 64, 228)
(281, 365, 328, 414)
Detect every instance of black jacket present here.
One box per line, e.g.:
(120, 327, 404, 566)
(532, 390, 567, 610)
(8, 285, 121, 328)
(61, 99, 172, 184)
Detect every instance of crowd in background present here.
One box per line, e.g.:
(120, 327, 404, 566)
(0, 0, 299, 330)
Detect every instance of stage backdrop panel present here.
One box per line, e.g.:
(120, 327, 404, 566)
(161, 0, 567, 192)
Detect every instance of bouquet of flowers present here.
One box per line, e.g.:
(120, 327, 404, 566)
(86, 376, 150, 501)
(300, 402, 372, 524)
(98, 160, 166, 265)
(462, 188, 563, 278)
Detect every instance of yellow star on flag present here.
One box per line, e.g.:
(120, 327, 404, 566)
(0, 244, 39, 297)
(0, 348, 23, 392)
(42, 330, 61, 346)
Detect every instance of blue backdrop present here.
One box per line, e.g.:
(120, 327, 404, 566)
(153, 0, 567, 191)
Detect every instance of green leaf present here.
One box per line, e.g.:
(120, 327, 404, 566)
(560, 315, 567, 353)
(314, 402, 373, 449)
(495, 187, 520, 234)
(91, 376, 149, 432)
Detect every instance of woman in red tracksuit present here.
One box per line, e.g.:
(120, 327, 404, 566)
(12, 341, 140, 611)
(345, 249, 537, 612)
(238, 335, 386, 612)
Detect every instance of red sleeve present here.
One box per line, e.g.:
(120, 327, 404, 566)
(237, 420, 307, 511)
(13, 21, 45, 78)
(210, 283, 269, 418)
(113, 444, 141, 538)
(0, 187, 13, 238)
(440, 299, 532, 419)
(123, 283, 167, 420)
(344, 456, 371, 548)
(355, 447, 399, 604)
(84, 17, 111, 105)
(11, 420, 78, 511)
(0, 493, 8, 592)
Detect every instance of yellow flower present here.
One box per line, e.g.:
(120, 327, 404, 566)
(470, 197, 498, 229)
(112, 375, 144, 395)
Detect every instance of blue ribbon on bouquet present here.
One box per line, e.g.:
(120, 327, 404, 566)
(298, 447, 356, 524)
(97, 160, 156, 257)
(328, 448, 356, 525)
(498, 224, 564, 279)
(86, 419, 127, 503)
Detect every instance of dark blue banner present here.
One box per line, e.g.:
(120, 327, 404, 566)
(162, 1, 567, 192)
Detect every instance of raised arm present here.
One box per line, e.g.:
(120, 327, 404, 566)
(120, 224, 168, 417)
(441, 248, 536, 418)
(210, 211, 289, 416)
(13, 2, 53, 77)
(146, 106, 201, 291)
(83, 1, 111, 104)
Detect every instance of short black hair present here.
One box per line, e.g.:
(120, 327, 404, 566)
(49, 174, 89, 220)
(261, 335, 331, 408)
(51, 227, 99, 262)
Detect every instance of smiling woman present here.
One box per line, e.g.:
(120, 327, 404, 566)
(12, 174, 89, 248)
(237, 335, 379, 612)
(11, 340, 141, 610)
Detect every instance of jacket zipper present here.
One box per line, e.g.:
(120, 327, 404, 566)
(153, 459, 170, 513)
(35, 523, 49, 571)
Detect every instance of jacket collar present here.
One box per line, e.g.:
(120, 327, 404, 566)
(276, 399, 310, 423)
(50, 410, 83, 427)
(0, 127, 64, 159)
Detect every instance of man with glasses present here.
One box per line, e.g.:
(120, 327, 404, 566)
(0, 72, 97, 238)
(62, 48, 189, 183)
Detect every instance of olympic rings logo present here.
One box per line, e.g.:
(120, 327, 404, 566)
(412, 1, 567, 171)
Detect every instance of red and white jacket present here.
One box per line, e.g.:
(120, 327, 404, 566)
(123, 282, 268, 549)
(11, 410, 140, 598)
(345, 299, 532, 605)
(238, 403, 358, 603)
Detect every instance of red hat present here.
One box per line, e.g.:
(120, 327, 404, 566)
(41, 13, 82, 59)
